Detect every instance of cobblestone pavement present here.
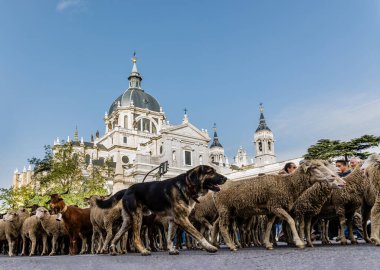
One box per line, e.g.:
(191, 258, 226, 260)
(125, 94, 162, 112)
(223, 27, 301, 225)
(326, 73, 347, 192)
(0, 242, 379, 270)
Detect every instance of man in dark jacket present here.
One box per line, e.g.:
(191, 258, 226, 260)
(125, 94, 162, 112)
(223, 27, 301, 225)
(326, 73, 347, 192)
(335, 160, 352, 177)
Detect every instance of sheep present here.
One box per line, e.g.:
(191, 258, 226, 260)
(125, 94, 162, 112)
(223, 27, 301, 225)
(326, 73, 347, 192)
(189, 192, 218, 242)
(86, 195, 123, 254)
(4, 208, 30, 256)
(213, 160, 345, 251)
(35, 207, 68, 256)
(361, 154, 380, 245)
(21, 215, 48, 256)
(291, 181, 336, 247)
(317, 165, 365, 245)
(0, 219, 7, 252)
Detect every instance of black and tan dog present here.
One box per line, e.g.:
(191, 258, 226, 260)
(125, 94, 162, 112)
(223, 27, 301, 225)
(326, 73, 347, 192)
(96, 165, 227, 255)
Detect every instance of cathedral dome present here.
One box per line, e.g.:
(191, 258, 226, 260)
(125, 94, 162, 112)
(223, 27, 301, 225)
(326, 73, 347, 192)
(108, 89, 160, 115)
(108, 54, 161, 115)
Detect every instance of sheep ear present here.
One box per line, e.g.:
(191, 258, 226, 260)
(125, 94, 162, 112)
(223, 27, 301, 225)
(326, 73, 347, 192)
(302, 162, 311, 173)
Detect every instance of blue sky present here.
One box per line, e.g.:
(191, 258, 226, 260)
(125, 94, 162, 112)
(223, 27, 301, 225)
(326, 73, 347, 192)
(1, 0, 380, 187)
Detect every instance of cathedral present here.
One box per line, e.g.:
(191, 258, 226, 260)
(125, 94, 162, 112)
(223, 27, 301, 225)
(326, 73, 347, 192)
(12, 55, 301, 192)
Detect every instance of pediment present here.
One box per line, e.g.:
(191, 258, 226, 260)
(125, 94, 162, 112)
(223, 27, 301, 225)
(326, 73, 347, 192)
(161, 123, 210, 142)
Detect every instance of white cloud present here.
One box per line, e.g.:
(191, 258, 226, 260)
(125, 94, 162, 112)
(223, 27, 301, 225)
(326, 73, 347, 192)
(56, 0, 86, 12)
(272, 90, 380, 160)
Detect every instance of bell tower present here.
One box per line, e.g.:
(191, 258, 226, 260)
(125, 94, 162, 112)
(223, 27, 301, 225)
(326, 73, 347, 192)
(253, 103, 276, 166)
(209, 123, 225, 166)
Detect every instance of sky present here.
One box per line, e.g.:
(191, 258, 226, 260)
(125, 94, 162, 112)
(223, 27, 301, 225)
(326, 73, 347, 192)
(1, 0, 380, 188)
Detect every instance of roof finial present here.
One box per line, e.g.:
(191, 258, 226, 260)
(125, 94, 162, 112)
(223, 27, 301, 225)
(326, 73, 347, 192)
(213, 123, 217, 132)
(183, 108, 189, 123)
(132, 51, 137, 63)
(259, 102, 264, 113)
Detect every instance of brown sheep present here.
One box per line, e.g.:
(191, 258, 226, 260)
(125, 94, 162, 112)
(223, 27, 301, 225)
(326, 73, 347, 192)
(35, 207, 68, 256)
(21, 215, 48, 256)
(317, 165, 365, 245)
(4, 208, 30, 256)
(213, 160, 345, 251)
(291, 181, 336, 247)
(0, 219, 6, 245)
(362, 154, 380, 245)
(86, 195, 123, 254)
(190, 192, 218, 242)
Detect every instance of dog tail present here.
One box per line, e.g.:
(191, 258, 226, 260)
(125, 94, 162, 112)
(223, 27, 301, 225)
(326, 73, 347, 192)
(96, 189, 126, 209)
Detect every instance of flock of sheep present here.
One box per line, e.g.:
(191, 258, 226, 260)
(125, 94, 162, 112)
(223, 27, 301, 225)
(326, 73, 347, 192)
(1, 154, 380, 257)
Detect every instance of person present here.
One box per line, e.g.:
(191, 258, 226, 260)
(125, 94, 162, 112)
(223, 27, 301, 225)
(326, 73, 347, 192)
(349, 157, 362, 169)
(281, 162, 297, 174)
(335, 160, 351, 177)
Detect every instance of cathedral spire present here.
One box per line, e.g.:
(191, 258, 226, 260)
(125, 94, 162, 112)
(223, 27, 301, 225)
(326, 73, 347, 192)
(128, 52, 142, 89)
(74, 126, 79, 142)
(256, 103, 271, 132)
(210, 123, 223, 148)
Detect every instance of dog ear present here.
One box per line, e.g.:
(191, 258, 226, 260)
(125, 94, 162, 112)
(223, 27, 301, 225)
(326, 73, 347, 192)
(187, 167, 201, 186)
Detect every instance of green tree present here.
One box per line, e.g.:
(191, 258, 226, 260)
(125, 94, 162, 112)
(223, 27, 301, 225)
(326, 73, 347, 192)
(0, 185, 36, 211)
(304, 134, 380, 161)
(0, 142, 109, 210)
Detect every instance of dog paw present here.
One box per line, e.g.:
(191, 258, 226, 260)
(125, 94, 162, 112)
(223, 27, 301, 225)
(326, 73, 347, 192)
(141, 250, 151, 256)
(206, 245, 218, 253)
(169, 250, 179, 255)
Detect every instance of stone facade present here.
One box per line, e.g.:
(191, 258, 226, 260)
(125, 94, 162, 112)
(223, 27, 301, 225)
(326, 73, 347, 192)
(12, 56, 301, 190)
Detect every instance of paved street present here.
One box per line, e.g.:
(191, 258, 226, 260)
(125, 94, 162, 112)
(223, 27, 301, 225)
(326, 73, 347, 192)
(0, 242, 379, 270)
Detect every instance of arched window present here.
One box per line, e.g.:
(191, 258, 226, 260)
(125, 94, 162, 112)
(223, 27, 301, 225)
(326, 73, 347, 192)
(258, 142, 262, 152)
(172, 151, 176, 161)
(268, 141, 271, 151)
(136, 118, 158, 134)
(199, 155, 203, 165)
(143, 119, 150, 132)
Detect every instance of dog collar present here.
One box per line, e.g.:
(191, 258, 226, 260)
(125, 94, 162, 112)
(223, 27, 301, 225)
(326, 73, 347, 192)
(60, 205, 68, 213)
(185, 176, 200, 203)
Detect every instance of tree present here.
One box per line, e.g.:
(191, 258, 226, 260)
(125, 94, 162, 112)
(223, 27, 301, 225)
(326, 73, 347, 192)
(0, 185, 36, 212)
(304, 134, 380, 161)
(28, 145, 53, 174)
(0, 142, 109, 211)
(34, 143, 109, 206)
